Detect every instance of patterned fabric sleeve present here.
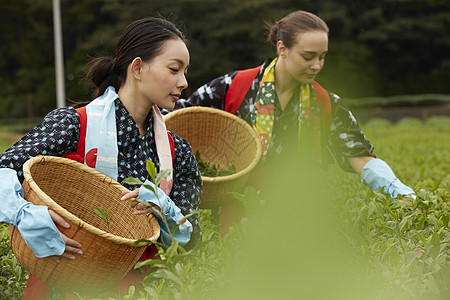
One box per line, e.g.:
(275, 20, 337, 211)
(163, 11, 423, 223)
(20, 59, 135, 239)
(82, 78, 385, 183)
(172, 71, 238, 111)
(169, 132, 203, 247)
(327, 93, 375, 172)
(0, 107, 80, 181)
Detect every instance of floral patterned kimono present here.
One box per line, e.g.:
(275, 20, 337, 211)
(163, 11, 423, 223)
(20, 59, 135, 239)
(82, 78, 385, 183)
(172, 58, 375, 172)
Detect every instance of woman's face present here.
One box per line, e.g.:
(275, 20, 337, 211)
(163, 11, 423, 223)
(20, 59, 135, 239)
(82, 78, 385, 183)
(278, 31, 328, 84)
(138, 38, 189, 110)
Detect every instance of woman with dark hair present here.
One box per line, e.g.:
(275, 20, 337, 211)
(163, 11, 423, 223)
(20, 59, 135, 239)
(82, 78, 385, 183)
(173, 11, 414, 199)
(0, 17, 202, 298)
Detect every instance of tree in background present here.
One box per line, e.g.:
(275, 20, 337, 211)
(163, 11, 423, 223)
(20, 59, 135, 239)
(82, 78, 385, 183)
(0, 0, 449, 119)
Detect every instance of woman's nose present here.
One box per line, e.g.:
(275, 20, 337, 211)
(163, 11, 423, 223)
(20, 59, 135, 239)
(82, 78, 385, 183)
(311, 59, 322, 70)
(179, 74, 188, 89)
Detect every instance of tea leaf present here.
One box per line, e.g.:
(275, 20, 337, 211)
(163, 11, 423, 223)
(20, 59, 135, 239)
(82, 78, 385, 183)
(383, 225, 398, 236)
(94, 206, 111, 230)
(164, 241, 179, 261)
(429, 244, 441, 259)
(171, 212, 198, 233)
(415, 231, 427, 245)
(146, 160, 157, 180)
(132, 198, 150, 207)
(152, 269, 183, 287)
(155, 169, 171, 187)
(152, 209, 164, 220)
(143, 287, 159, 298)
(171, 223, 181, 234)
(123, 177, 144, 185)
(133, 238, 155, 245)
(71, 292, 83, 300)
(143, 184, 156, 195)
(430, 233, 441, 246)
(124, 285, 135, 300)
(229, 191, 244, 202)
(195, 150, 236, 177)
(94, 207, 107, 222)
(183, 211, 199, 220)
(134, 259, 167, 269)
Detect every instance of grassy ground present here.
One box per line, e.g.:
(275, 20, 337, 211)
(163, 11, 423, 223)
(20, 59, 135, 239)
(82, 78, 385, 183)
(0, 126, 25, 153)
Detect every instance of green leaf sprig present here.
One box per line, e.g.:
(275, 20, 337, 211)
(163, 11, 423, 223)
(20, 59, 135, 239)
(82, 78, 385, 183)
(123, 159, 178, 246)
(94, 206, 111, 231)
(195, 151, 236, 177)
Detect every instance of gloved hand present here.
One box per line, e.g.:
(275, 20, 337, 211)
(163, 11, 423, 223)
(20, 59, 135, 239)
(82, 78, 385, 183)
(138, 180, 192, 246)
(0, 168, 65, 257)
(361, 158, 416, 198)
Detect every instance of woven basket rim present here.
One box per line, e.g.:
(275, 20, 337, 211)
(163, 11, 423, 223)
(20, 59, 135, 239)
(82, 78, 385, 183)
(23, 155, 159, 246)
(164, 106, 262, 182)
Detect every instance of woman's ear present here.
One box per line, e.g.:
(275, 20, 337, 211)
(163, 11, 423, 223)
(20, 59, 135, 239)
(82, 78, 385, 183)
(130, 57, 143, 80)
(277, 40, 287, 57)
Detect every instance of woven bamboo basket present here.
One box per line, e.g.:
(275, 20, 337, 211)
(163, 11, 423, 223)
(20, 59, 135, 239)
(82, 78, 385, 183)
(164, 106, 262, 208)
(8, 156, 160, 294)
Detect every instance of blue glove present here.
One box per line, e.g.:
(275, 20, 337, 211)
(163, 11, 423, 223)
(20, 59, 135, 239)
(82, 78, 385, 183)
(0, 168, 65, 257)
(361, 158, 415, 198)
(138, 180, 192, 246)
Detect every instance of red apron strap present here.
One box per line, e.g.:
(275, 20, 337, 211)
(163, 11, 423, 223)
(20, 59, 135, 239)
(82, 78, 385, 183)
(312, 81, 332, 168)
(75, 106, 87, 157)
(167, 132, 175, 162)
(312, 81, 331, 128)
(225, 66, 262, 114)
(62, 106, 87, 163)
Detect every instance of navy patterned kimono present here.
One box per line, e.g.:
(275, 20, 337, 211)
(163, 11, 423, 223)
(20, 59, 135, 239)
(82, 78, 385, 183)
(0, 99, 202, 247)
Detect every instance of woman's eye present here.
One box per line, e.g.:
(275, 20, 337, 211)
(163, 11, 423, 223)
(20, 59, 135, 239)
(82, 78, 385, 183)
(303, 56, 313, 61)
(170, 68, 179, 73)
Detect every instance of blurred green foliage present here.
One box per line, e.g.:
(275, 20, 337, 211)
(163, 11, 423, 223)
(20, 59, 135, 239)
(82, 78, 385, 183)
(1, 116, 449, 299)
(0, 0, 449, 119)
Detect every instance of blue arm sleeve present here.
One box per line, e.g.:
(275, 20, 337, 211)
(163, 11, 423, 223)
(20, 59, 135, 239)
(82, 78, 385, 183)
(0, 168, 65, 257)
(138, 180, 193, 246)
(361, 158, 415, 198)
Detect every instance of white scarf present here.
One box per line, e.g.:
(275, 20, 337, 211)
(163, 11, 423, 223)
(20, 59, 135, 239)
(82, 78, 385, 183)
(85, 86, 173, 194)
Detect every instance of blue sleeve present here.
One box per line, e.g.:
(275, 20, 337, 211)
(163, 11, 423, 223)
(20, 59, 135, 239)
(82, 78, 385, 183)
(0, 168, 65, 257)
(138, 180, 193, 246)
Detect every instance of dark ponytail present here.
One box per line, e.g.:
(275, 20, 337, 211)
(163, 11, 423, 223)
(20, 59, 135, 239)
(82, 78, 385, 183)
(85, 57, 121, 98)
(86, 17, 186, 99)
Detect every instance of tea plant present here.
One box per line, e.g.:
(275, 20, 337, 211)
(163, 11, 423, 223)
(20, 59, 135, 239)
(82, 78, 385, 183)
(123, 159, 193, 247)
(0, 116, 449, 299)
(120, 159, 243, 299)
(0, 224, 28, 300)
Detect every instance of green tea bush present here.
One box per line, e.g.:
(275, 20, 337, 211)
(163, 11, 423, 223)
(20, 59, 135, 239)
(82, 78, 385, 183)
(362, 117, 393, 130)
(0, 224, 28, 300)
(0, 116, 448, 299)
(324, 116, 450, 299)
